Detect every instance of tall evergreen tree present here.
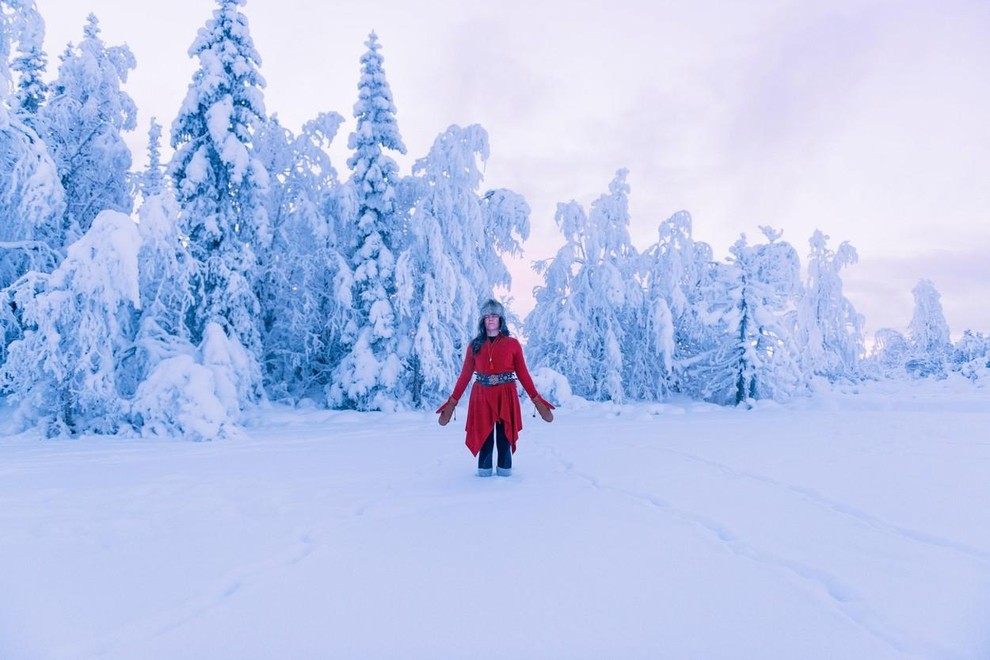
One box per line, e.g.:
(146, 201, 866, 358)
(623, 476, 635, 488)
(526, 170, 640, 403)
(906, 279, 951, 378)
(140, 117, 165, 199)
(640, 211, 716, 398)
(395, 124, 502, 408)
(133, 188, 195, 371)
(795, 230, 864, 382)
(0, 0, 63, 291)
(331, 31, 408, 411)
(254, 112, 353, 400)
(525, 200, 583, 380)
(691, 229, 803, 406)
(1, 211, 141, 436)
(38, 13, 136, 245)
(7, 0, 45, 120)
(169, 0, 270, 402)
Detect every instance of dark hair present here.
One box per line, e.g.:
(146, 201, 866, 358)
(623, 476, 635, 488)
(471, 316, 510, 353)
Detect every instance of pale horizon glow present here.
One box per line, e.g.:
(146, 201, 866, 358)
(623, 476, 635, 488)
(36, 0, 990, 340)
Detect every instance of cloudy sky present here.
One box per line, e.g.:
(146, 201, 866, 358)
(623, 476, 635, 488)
(38, 0, 990, 338)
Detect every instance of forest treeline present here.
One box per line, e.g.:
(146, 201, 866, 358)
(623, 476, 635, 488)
(1, 1, 986, 438)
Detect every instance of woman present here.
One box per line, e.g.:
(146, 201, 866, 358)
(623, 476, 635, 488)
(436, 299, 554, 477)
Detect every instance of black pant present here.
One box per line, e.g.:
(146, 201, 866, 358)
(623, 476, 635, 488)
(478, 422, 511, 470)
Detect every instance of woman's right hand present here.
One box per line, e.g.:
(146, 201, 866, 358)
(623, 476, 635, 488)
(436, 397, 457, 426)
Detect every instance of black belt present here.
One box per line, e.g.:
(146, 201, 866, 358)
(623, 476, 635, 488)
(475, 372, 517, 386)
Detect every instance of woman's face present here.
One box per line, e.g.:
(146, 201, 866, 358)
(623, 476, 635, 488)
(484, 314, 501, 335)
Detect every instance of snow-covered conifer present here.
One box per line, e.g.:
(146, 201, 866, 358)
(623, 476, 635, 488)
(7, 0, 46, 120)
(640, 211, 717, 398)
(37, 13, 136, 244)
(795, 230, 864, 382)
(133, 188, 195, 369)
(690, 230, 803, 405)
(331, 31, 408, 411)
(525, 202, 583, 385)
(169, 0, 270, 403)
(395, 124, 499, 407)
(526, 170, 641, 403)
(0, 211, 140, 436)
(254, 113, 353, 400)
(906, 279, 951, 378)
(0, 0, 64, 291)
(131, 193, 245, 441)
(140, 117, 165, 199)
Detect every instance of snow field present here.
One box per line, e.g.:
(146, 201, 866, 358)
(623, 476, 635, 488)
(1, 379, 988, 659)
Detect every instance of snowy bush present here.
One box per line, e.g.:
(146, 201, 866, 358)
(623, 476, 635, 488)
(200, 321, 262, 420)
(128, 322, 257, 440)
(530, 366, 587, 409)
(951, 330, 990, 383)
(131, 354, 234, 441)
(866, 328, 910, 379)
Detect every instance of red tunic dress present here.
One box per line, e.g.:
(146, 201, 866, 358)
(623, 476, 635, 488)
(450, 335, 540, 456)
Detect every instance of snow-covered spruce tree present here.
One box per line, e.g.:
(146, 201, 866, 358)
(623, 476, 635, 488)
(0, 0, 64, 363)
(130, 192, 240, 440)
(139, 117, 165, 199)
(330, 31, 408, 411)
(526, 170, 641, 403)
(169, 0, 270, 404)
(794, 230, 864, 382)
(906, 279, 951, 378)
(0, 0, 63, 279)
(593, 170, 644, 402)
(7, 0, 45, 121)
(254, 112, 354, 400)
(689, 229, 803, 406)
(37, 13, 136, 246)
(395, 124, 513, 408)
(132, 188, 195, 373)
(525, 203, 583, 385)
(0, 211, 140, 436)
(640, 210, 717, 398)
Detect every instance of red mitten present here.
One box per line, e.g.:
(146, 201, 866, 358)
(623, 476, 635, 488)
(436, 397, 457, 426)
(532, 395, 555, 423)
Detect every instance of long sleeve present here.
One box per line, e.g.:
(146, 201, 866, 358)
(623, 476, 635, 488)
(450, 345, 475, 402)
(513, 341, 539, 400)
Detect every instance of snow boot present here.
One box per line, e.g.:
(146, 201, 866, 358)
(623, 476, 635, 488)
(496, 467, 512, 477)
(477, 467, 493, 477)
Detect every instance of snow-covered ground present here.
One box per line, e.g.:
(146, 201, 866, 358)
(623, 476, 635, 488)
(1, 378, 988, 660)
